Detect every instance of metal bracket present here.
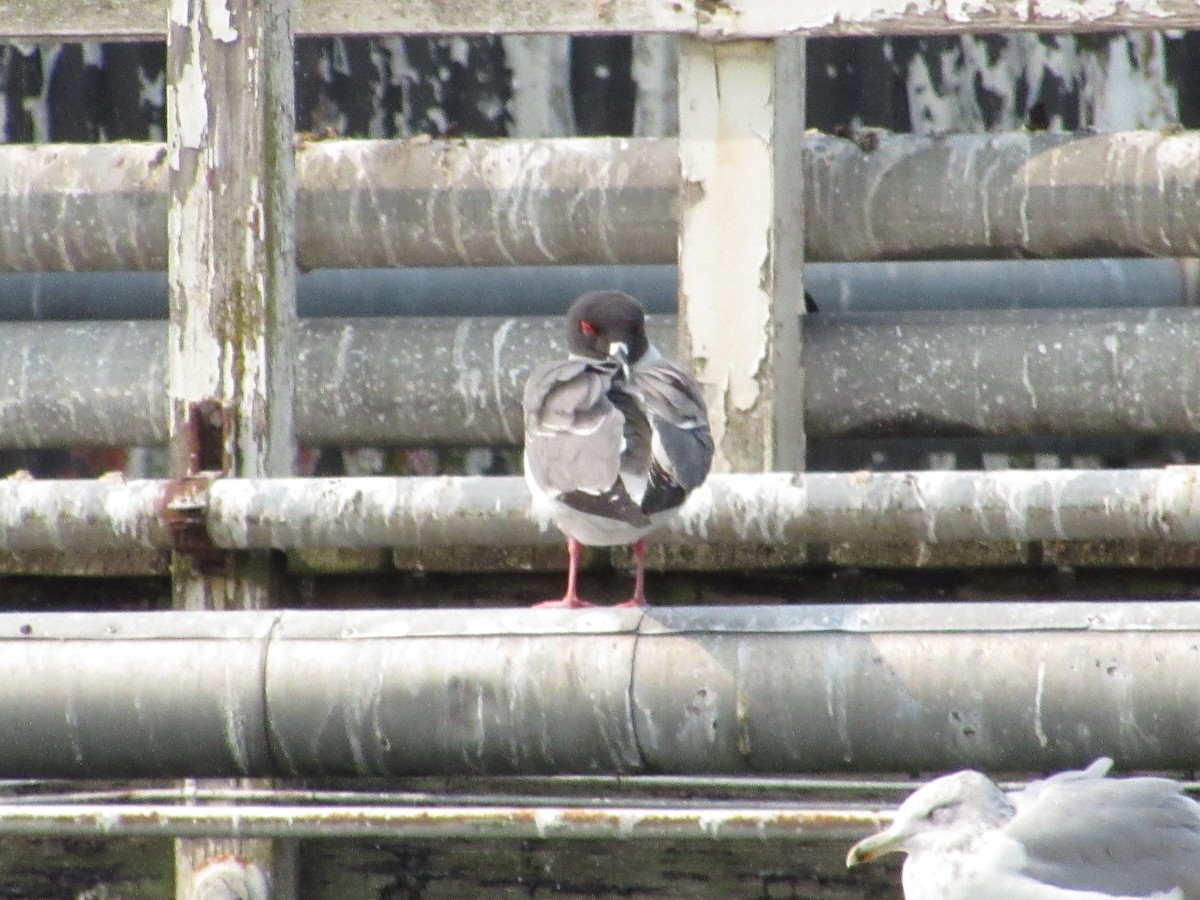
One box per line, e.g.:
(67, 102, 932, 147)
(159, 475, 222, 562)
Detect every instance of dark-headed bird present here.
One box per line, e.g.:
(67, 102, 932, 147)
(522, 290, 713, 608)
(846, 757, 1200, 899)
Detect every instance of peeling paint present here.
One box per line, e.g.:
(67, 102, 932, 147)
(678, 40, 776, 472)
(203, 0, 239, 42)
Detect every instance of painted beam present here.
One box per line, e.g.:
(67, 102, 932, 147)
(1, 0, 1198, 41)
(165, 0, 299, 892)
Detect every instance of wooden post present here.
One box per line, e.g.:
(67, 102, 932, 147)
(677, 36, 806, 472)
(166, 0, 297, 893)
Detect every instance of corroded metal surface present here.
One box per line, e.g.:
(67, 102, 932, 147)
(4, 133, 1200, 272)
(0, 800, 885, 840)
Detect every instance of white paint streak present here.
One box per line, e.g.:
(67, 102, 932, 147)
(490, 319, 519, 444)
(1033, 661, 1048, 747)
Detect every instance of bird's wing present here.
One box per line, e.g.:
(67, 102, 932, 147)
(1005, 770, 1200, 898)
(523, 359, 650, 528)
(629, 359, 714, 514)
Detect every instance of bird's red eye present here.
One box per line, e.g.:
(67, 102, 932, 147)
(580, 320, 598, 337)
(634, 322, 645, 336)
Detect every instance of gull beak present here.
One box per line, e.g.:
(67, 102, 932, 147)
(846, 828, 903, 868)
(608, 341, 630, 380)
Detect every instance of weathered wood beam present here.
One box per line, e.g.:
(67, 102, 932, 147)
(681, 37, 801, 472)
(2, 0, 1198, 41)
(4, 132, 1200, 273)
(165, 0, 298, 892)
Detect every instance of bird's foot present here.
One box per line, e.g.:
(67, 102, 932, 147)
(613, 595, 648, 609)
(533, 596, 596, 609)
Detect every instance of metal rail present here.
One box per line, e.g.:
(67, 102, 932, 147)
(0, 800, 885, 841)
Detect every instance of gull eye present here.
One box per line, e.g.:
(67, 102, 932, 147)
(927, 803, 958, 825)
(580, 320, 598, 337)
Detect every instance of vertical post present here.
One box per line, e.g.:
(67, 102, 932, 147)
(677, 36, 806, 472)
(166, 0, 297, 894)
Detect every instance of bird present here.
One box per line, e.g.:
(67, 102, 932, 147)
(846, 757, 1200, 899)
(522, 289, 713, 608)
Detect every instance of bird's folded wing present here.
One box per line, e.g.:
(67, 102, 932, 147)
(633, 360, 714, 492)
(523, 359, 625, 496)
(1007, 774, 1200, 897)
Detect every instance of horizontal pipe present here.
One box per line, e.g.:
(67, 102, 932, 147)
(5, 308, 1200, 448)
(0, 801, 882, 841)
(0, 604, 1198, 777)
(1, 259, 1194, 322)
(4, 134, 1200, 272)
(5, 467, 1200, 554)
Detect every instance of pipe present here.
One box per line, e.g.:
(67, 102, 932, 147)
(0, 604, 1198, 777)
(803, 307, 1200, 439)
(5, 309, 1200, 448)
(6, 467, 1200, 554)
(0, 801, 883, 841)
(4, 134, 1200, 272)
(0, 259, 1193, 322)
(21, 466, 1200, 548)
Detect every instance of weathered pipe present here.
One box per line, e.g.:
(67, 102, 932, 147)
(4, 467, 1200, 554)
(3, 133, 1200, 272)
(0, 604, 1197, 778)
(5, 309, 1200, 448)
(1, 259, 1193, 321)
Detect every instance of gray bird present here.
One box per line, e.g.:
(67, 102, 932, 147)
(846, 757, 1200, 899)
(522, 290, 713, 608)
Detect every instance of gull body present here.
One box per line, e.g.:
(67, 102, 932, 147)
(847, 758, 1200, 900)
(522, 290, 713, 607)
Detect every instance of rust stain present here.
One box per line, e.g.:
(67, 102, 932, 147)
(159, 475, 222, 564)
(186, 398, 230, 474)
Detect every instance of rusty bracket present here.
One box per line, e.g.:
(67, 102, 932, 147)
(159, 475, 220, 559)
(159, 398, 232, 564)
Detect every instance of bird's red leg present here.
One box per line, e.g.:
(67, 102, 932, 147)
(615, 538, 649, 608)
(534, 537, 594, 608)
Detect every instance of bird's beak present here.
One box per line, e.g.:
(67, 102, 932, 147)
(608, 341, 630, 379)
(846, 828, 903, 868)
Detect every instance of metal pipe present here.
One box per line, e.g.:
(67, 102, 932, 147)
(5, 259, 1193, 322)
(7, 466, 1200, 553)
(1, 604, 1199, 777)
(6, 308, 1200, 448)
(803, 307, 1200, 439)
(4, 135, 1200, 272)
(7, 467, 1200, 554)
(0, 801, 883, 841)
